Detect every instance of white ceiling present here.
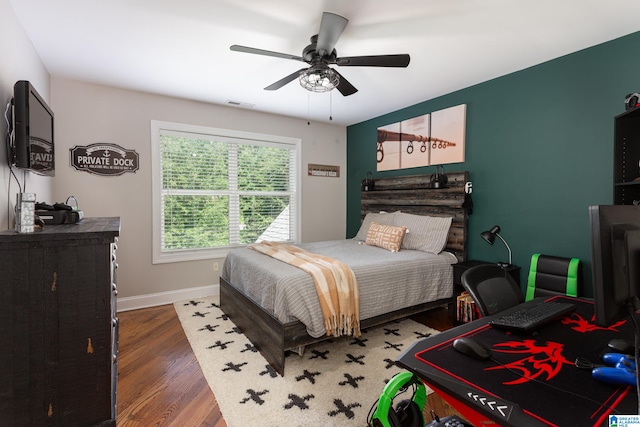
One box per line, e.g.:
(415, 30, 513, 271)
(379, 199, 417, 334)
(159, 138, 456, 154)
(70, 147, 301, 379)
(9, 0, 640, 126)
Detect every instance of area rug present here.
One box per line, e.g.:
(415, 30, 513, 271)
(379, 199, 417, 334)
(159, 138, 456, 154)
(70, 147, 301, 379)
(174, 296, 439, 427)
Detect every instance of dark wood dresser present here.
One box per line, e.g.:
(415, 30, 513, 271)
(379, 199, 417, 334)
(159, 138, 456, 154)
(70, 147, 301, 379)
(0, 217, 120, 426)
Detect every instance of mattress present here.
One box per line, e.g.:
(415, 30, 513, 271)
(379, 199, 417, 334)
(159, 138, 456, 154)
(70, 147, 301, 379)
(221, 239, 457, 337)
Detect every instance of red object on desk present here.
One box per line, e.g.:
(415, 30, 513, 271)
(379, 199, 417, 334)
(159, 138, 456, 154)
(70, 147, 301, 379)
(397, 296, 636, 427)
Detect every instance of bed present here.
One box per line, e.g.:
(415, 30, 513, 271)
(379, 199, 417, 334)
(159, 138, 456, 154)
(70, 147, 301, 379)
(220, 171, 470, 375)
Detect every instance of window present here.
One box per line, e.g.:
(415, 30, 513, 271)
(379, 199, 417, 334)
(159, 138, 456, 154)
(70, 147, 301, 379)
(151, 120, 301, 263)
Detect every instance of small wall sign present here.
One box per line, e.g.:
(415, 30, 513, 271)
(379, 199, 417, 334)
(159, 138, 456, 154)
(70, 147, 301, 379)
(70, 143, 139, 176)
(308, 163, 340, 177)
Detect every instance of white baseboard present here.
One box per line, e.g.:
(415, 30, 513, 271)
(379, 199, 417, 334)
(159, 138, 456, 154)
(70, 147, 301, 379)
(117, 284, 219, 312)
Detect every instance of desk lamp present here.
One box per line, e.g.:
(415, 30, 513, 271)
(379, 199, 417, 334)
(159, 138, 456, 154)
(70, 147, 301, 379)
(481, 225, 512, 268)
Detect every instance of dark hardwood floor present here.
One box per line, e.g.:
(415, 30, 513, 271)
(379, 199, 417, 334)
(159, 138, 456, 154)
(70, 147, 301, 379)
(116, 303, 463, 426)
(117, 304, 225, 426)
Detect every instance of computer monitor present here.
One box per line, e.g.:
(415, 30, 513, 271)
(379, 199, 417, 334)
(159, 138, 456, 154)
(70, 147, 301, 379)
(589, 205, 640, 327)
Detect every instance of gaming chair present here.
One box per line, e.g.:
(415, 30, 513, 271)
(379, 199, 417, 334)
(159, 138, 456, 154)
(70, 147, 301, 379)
(525, 254, 582, 301)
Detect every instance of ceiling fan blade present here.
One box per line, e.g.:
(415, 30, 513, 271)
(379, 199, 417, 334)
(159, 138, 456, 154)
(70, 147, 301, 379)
(264, 68, 307, 91)
(333, 69, 358, 96)
(230, 45, 304, 62)
(336, 54, 410, 67)
(315, 12, 348, 57)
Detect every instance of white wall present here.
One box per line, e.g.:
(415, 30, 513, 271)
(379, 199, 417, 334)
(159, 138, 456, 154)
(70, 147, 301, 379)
(50, 77, 347, 307)
(0, 0, 53, 230)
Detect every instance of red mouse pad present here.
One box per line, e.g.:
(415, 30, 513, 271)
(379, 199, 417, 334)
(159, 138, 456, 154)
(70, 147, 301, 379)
(415, 297, 636, 426)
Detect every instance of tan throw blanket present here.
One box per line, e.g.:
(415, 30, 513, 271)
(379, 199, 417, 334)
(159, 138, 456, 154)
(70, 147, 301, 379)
(249, 241, 361, 337)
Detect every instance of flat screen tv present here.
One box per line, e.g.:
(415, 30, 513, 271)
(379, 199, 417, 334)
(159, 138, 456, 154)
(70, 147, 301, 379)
(11, 80, 55, 176)
(589, 204, 640, 327)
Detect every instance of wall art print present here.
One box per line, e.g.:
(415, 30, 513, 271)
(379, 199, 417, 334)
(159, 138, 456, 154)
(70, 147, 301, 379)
(376, 104, 466, 171)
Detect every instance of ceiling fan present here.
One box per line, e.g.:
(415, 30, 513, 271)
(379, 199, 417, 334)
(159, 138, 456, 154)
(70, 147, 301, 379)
(230, 12, 410, 96)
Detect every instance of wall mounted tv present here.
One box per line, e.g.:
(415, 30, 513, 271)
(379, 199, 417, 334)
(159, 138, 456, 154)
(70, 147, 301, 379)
(11, 80, 55, 176)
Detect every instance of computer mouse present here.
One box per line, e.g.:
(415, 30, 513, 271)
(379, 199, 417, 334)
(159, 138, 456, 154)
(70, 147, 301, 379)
(452, 337, 492, 360)
(608, 338, 633, 354)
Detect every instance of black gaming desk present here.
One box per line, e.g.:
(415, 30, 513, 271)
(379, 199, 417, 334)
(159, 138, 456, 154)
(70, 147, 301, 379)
(396, 296, 637, 426)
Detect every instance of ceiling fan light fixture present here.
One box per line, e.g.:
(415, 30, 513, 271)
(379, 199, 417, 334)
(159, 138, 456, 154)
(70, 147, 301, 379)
(232, 12, 409, 97)
(299, 66, 339, 93)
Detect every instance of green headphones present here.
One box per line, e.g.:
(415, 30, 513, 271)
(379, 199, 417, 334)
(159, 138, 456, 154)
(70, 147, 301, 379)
(370, 371, 427, 427)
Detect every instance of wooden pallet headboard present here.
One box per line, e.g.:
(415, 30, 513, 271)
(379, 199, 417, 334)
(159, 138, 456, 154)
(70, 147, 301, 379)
(360, 171, 470, 261)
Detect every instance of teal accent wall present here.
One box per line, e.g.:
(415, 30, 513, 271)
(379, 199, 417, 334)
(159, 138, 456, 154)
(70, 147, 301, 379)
(347, 31, 640, 296)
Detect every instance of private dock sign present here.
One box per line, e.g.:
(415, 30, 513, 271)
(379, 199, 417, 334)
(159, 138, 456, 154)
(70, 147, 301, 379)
(70, 143, 139, 176)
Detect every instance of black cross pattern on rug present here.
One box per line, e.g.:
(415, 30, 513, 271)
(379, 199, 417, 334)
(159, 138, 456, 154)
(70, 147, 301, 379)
(217, 313, 230, 321)
(225, 326, 243, 335)
(183, 300, 203, 307)
(383, 357, 396, 369)
(308, 348, 330, 361)
(222, 361, 248, 373)
(207, 302, 221, 309)
(192, 311, 210, 318)
(239, 388, 269, 405)
(383, 327, 401, 336)
(328, 398, 361, 420)
(207, 339, 234, 350)
(339, 373, 365, 388)
(344, 353, 365, 366)
(198, 324, 220, 332)
(295, 369, 321, 384)
(349, 337, 369, 347)
(413, 330, 432, 339)
(383, 341, 404, 352)
(259, 364, 279, 378)
(240, 343, 258, 354)
(284, 393, 315, 410)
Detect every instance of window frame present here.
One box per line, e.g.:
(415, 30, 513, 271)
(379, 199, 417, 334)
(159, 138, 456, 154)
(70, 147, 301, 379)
(150, 120, 302, 264)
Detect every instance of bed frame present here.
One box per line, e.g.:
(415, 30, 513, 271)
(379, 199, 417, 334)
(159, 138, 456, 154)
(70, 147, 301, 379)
(220, 171, 470, 375)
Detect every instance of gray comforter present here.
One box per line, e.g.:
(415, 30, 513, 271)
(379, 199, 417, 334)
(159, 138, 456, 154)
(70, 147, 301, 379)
(221, 239, 456, 337)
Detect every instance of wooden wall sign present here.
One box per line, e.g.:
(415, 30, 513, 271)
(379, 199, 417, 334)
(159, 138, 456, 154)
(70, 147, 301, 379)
(70, 143, 139, 176)
(308, 163, 340, 177)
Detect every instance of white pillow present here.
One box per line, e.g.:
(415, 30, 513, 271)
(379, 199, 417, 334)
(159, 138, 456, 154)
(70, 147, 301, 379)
(393, 212, 452, 254)
(354, 211, 398, 241)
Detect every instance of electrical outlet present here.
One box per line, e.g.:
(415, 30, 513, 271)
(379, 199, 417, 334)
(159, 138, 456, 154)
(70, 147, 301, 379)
(213, 262, 219, 272)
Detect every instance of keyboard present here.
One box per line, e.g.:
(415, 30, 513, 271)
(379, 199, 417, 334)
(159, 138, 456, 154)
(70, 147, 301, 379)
(489, 301, 577, 333)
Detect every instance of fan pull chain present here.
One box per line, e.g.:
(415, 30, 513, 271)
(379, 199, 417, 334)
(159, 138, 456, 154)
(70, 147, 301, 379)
(307, 93, 311, 125)
(329, 91, 333, 121)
